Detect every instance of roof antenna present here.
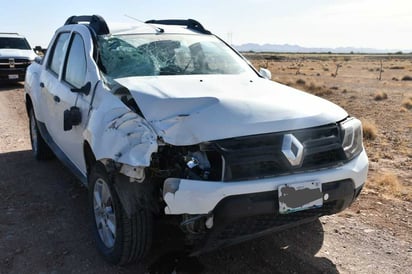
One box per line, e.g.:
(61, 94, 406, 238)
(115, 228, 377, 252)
(124, 14, 164, 33)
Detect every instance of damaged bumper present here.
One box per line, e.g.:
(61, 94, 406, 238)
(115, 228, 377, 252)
(163, 150, 368, 215)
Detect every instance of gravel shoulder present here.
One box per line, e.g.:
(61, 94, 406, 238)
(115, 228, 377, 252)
(0, 83, 410, 274)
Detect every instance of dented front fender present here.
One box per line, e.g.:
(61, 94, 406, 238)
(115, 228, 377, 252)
(85, 105, 158, 168)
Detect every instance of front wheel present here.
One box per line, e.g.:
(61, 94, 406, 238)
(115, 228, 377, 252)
(89, 163, 153, 265)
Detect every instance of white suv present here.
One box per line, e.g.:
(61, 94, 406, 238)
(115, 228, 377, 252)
(0, 33, 37, 81)
(24, 15, 368, 265)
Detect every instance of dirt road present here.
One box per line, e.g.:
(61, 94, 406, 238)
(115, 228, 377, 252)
(0, 82, 411, 274)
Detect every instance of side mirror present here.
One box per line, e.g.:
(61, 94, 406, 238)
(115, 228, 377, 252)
(34, 56, 43, 65)
(64, 106, 82, 131)
(259, 68, 272, 80)
(71, 82, 91, 96)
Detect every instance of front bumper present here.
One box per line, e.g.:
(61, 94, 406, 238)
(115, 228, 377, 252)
(0, 67, 28, 81)
(0, 58, 31, 81)
(163, 150, 368, 215)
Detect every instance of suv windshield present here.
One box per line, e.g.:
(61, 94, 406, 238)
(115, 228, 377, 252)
(0, 37, 31, 50)
(98, 34, 251, 78)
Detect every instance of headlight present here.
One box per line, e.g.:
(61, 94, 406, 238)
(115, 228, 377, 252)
(340, 118, 363, 160)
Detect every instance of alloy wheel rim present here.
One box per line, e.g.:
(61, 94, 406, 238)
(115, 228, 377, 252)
(93, 178, 116, 248)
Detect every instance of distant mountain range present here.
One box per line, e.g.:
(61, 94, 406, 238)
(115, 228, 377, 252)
(233, 43, 409, 54)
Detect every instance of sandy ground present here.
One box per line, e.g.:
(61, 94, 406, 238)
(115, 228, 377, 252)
(0, 59, 411, 274)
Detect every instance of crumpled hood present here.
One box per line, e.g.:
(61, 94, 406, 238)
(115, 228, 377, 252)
(116, 75, 348, 145)
(0, 49, 36, 59)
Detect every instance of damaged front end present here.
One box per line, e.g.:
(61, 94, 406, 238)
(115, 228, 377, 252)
(152, 125, 368, 253)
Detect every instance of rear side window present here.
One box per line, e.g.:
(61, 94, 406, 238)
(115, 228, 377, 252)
(48, 32, 70, 76)
(64, 34, 87, 88)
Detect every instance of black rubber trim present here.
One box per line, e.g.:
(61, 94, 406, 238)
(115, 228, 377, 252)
(64, 15, 110, 35)
(191, 179, 360, 255)
(37, 120, 87, 185)
(145, 19, 211, 34)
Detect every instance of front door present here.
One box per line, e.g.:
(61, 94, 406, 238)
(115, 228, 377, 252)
(41, 30, 93, 178)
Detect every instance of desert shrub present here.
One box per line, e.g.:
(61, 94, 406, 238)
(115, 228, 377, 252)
(374, 92, 388, 101)
(389, 66, 405, 69)
(361, 119, 378, 140)
(296, 79, 306, 85)
(330, 86, 339, 90)
(373, 172, 401, 195)
(401, 75, 412, 81)
(401, 96, 412, 110)
(304, 83, 331, 96)
(314, 89, 332, 96)
(392, 77, 399, 81)
(323, 67, 329, 72)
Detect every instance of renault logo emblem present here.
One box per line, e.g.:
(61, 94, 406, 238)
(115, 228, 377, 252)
(281, 134, 304, 167)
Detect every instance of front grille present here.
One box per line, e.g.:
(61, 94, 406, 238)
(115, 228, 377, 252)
(0, 58, 31, 69)
(212, 124, 345, 181)
(0, 58, 30, 64)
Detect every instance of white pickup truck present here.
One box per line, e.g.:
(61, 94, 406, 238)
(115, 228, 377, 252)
(24, 15, 368, 265)
(0, 32, 37, 82)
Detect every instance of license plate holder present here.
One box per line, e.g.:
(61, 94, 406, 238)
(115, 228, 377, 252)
(278, 181, 323, 214)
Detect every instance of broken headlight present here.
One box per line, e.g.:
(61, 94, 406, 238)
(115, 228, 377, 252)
(340, 118, 363, 160)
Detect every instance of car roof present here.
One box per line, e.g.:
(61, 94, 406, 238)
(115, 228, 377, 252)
(63, 15, 212, 37)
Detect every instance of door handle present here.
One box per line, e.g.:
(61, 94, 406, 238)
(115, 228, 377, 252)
(53, 95, 60, 103)
(40, 82, 45, 88)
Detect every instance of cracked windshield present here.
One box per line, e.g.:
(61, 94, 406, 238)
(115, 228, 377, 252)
(98, 34, 250, 78)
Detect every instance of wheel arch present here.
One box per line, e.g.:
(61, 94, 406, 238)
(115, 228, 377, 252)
(84, 140, 96, 184)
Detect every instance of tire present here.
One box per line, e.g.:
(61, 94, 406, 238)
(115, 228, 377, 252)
(29, 108, 54, 160)
(89, 163, 153, 265)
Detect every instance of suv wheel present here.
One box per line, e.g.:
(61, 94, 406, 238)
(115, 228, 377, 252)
(29, 108, 53, 160)
(89, 163, 152, 265)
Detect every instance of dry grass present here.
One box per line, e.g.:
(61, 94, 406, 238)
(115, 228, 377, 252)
(374, 91, 388, 101)
(368, 172, 412, 201)
(291, 79, 331, 96)
(361, 119, 378, 140)
(371, 172, 401, 194)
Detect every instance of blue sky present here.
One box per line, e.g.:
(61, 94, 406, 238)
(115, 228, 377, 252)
(2, 0, 411, 50)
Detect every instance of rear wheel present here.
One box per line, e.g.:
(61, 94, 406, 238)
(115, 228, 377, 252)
(29, 108, 53, 160)
(89, 163, 153, 265)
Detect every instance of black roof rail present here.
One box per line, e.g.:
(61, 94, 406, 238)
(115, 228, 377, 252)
(64, 15, 110, 35)
(145, 19, 211, 35)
